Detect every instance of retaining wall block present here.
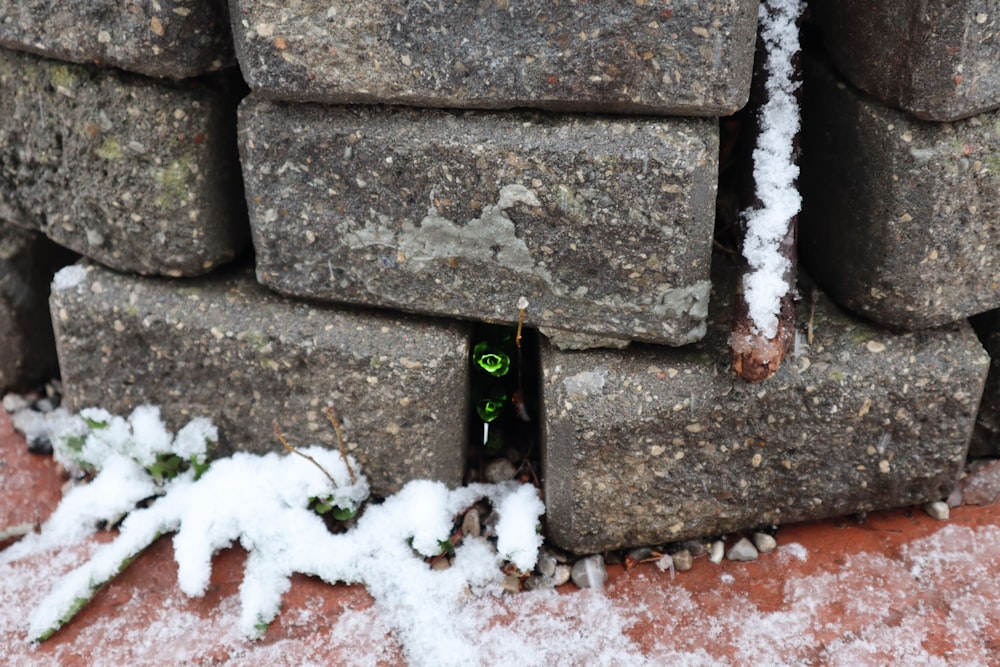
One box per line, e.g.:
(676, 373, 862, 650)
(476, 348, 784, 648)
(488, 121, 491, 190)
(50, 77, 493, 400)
(49, 261, 470, 496)
(0, 47, 248, 277)
(542, 275, 990, 554)
(240, 97, 718, 349)
(230, 0, 758, 116)
(0, 0, 234, 80)
(811, 0, 1000, 121)
(0, 221, 77, 392)
(799, 55, 1000, 330)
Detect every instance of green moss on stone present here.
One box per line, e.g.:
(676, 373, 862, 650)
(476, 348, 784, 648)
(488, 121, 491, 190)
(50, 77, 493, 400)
(95, 138, 123, 160)
(156, 156, 194, 209)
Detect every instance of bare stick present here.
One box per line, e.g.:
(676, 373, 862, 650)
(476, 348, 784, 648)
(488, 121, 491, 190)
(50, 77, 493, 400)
(325, 406, 357, 484)
(273, 420, 342, 487)
(730, 0, 803, 383)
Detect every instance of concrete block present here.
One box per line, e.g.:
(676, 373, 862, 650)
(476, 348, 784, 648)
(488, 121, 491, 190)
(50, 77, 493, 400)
(542, 276, 989, 554)
(0, 221, 77, 391)
(799, 56, 1000, 330)
(49, 261, 470, 496)
(240, 97, 718, 348)
(811, 0, 1000, 121)
(0, 47, 248, 277)
(0, 0, 234, 79)
(230, 0, 758, 116)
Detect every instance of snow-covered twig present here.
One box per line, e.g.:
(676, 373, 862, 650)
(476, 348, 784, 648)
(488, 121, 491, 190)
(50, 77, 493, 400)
(730, 0, 804, 382)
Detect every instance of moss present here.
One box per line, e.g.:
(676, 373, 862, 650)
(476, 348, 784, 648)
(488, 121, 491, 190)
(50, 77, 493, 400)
(48, 63, 77, 92)
(156, 155, 194, 209)
(95, 138, 123, 160)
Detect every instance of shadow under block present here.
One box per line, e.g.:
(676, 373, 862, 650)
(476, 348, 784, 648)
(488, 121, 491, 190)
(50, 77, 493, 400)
(542, 281, 990, 553)
(240, 97, 718, 349)
(48, 262, 470, 497)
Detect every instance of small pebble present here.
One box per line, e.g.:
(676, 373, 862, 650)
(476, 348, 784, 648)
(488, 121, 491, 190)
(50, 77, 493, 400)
(752, 532, 778, 554)
(552, 564, 572, 586)
(483, 458, 517, 483)
(32, 397, 56, 413)
(523, 575, 556, 591)
(627, 547, 653, 563)
(671, 549, 693, 572)
(536, 552, 557, 578)
(461, 508, 481, 538)
(27, 435, 53, 456)
(2, 393, 29, 413)
(923, 500, 950, 521)
(430, 557, 451, 571)
(708, 539, 725, 564)
(726, 537, 758, 562)
(502, 575, 522, 594)
(571, 554, 607, 589)
(681, 540, 707, 557)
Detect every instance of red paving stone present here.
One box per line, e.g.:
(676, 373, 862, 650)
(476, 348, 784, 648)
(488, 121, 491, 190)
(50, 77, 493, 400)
(3, 408, 1000, 665)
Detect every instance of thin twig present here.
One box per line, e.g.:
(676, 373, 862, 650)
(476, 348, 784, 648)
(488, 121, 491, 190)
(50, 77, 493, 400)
(325, 406, 357, 484)
(273, 420, 343, 487)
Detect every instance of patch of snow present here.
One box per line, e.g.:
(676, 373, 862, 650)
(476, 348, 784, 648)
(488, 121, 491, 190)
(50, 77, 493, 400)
(51, 264, 87, 291)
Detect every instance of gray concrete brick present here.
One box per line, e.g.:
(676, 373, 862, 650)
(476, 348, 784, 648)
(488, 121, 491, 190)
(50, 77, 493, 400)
(799, 56, 1000, 330)
(230, 0, 757, 116)
(0, 0, 234, 79)
(542, 276, 989, 554)
(49, 261, 470, 496)
(811, 0, 1000, 121)
(0, 221, 77, 391)
(0, 47, 248, 277)
(240, 97, 717, 348)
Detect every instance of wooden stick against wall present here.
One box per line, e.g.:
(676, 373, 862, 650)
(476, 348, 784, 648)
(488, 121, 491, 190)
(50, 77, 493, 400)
(730, 0, 803, 383)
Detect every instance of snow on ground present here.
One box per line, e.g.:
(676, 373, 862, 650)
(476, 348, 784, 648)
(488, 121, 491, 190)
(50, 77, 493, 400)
(4, 523, 1000, 666)
(4, 406, 1000, 665)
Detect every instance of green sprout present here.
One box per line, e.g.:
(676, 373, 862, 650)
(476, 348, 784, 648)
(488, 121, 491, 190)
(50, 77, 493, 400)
(476, 394, 507, 423)
(473, 341, 510, 378)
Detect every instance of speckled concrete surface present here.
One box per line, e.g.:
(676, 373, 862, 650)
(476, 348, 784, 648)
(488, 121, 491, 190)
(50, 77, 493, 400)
(231, 0, 757, 115)
(240, 97, 718, 348)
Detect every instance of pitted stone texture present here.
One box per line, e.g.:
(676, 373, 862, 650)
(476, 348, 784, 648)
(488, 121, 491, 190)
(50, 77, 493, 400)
(799, 56, 1000, 330)
(0, 0, 234, 79)
(812, 0, 1000, 121)
(0, 221, 77, 391)
(0, 47, 248, 277)
(240, 98, 717, 348)
(542, 278, 989, 554)
(230, 0, 757, 116)
(49, 262, 469, 496)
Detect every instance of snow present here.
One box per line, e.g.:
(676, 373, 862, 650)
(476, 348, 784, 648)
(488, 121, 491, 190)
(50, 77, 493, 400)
(740, 0, 803, 339)
(50, 264, 88, 291)
(5, 405, 1000, 664)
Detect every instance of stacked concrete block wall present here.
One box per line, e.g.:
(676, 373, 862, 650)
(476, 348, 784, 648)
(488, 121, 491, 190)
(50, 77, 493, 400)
(1, 1, 998, 553)
(802, 1, 1000, 459)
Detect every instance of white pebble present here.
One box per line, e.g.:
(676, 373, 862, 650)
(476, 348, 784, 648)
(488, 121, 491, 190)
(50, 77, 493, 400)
(708, 539, 725, 564)
(923, 500, 950, 521)
(726, 537, 759, 562)
(752, 532, 778, 554)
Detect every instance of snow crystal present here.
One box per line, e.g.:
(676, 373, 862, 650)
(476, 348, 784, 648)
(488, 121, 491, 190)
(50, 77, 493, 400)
(51, 264, 87, 291)
(741, 0, 804, 338)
